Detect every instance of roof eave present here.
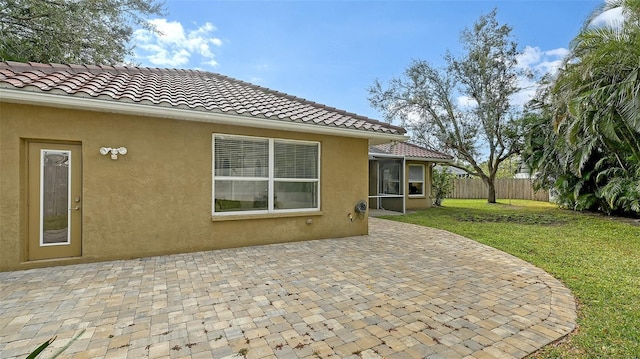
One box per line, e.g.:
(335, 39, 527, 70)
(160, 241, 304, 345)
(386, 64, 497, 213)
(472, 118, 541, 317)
(369, 152, 453, 163)
(368, 153, 402, 159)
(0, 89, 408, 144)
(368, 153, 453, 163)
(405, 156, 454, 163)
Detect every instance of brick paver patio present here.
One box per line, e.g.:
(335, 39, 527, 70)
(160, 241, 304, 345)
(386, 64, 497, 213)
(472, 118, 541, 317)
(0, 218, 576, 358)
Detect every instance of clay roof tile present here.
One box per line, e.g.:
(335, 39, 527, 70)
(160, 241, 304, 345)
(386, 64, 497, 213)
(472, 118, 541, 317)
(0, 61, 406, 136)
(370, 142, 452, 161)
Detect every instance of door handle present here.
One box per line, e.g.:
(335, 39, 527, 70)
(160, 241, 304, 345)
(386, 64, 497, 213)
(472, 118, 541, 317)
(69, 206, 80, 211)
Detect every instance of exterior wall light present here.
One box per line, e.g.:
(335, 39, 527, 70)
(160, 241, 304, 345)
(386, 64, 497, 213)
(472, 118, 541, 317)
(99, 146, 128, 160)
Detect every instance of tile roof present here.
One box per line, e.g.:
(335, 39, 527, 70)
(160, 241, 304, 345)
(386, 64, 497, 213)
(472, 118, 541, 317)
(370, 141, 452, 161)
(0, 61, 405, 136)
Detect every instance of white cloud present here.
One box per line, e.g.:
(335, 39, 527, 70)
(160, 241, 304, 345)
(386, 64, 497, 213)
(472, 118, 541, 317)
(509, 1, 623, 108)
(133, 19, 223, 68)
(516, 46, 568, 75)
(457, 95, 477, 108)
(509, 46, 570, 107)
(202, 60, 220, 67)
(515, 46, 542, 69)
(591, 6, 624, 27)
(545, 48, 570, 58)
(511, 76, 539, 108)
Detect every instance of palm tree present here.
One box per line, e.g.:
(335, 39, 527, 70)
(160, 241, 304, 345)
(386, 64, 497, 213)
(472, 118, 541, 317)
(525, 0, 640, 214)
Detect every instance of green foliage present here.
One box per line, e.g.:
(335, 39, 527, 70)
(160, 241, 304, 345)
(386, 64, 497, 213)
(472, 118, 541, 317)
(369, 9, 525, 203)
(383, 199, 640, 358)
(26, 337, 54, 359)
(27, 329, 85, 358)
(0, 0, 165, 64)
(432, 167, 454, 206)
(523, 0, 640, 215)
(478, 155, 520, 179)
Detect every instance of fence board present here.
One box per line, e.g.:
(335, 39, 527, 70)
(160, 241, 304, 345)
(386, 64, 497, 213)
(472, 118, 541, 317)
(451, 178, 549, 201)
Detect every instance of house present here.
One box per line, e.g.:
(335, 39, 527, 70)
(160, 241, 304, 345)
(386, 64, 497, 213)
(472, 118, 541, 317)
(0, 61, 407, 271)
(368, 142, 452, 213)
(433, 165, 474, 178)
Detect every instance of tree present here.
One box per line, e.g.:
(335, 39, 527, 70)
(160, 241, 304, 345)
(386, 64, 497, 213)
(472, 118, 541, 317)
(368, 9, 523, 203)
(432, 167, 454, 206)
(523, 0, 640, 214)
(0, 0, 165, 64)
(479, 154, 521, 179)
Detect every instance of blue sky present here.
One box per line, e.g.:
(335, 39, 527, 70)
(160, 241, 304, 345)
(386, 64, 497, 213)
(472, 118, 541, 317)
(132, 0, 608, 121)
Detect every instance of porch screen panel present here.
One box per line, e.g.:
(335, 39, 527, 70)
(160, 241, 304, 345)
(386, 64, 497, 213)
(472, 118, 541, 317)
(379, 160, 401, 195)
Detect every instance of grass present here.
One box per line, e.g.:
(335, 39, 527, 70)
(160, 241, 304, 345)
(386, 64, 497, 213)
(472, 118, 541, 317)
(382, 199, 640, 358)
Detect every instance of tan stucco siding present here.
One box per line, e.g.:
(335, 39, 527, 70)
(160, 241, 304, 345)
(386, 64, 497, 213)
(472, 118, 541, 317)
(0, 103, 369, 271)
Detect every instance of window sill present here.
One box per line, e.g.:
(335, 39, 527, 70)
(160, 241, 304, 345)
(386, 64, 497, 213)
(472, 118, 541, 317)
(212, 210, 323, 222)
(408, 195, 426, 198)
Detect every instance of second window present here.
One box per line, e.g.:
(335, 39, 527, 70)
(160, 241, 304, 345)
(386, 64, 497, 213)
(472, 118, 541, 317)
(213, 134, 320, 215)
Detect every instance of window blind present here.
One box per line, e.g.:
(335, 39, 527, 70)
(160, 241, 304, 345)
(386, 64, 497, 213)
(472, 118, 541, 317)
(409, 165, 424, 181)
(214, 135, 268, 177)
(274, 141, 318, 179)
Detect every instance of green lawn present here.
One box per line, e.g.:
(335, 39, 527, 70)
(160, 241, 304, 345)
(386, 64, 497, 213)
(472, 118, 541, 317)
(382, 199, 640, 358)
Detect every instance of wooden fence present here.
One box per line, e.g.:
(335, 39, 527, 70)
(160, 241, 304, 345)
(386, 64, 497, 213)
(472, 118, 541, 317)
(451, 178, 549, 201)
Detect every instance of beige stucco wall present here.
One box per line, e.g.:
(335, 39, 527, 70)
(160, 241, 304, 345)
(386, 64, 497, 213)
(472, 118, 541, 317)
(405, 160, 434, 210)
(0, 102, 370, 271)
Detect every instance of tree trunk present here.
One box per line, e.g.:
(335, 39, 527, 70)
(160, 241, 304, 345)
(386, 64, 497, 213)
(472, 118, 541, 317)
(487, 180, 497, 203)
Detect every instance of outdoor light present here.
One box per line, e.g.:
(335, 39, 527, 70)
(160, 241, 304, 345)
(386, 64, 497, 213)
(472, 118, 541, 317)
(99, 146, 128, 160)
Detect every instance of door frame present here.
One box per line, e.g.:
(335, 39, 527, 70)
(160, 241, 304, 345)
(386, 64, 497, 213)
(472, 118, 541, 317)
(27, 141, 83, 261)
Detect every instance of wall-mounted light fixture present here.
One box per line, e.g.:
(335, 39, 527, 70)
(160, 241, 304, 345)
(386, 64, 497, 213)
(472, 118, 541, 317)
(100, 146, 128, 160)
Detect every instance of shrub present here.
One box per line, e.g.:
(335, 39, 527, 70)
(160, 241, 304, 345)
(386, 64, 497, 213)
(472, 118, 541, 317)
(432, 167, 454, 206)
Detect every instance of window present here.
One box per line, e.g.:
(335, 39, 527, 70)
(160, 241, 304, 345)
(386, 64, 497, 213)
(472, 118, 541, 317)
(408, 164, 425, 196)
(213, 134, 320, 215)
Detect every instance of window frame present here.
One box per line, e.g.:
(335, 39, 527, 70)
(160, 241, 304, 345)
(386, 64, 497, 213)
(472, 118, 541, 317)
(408, 164, 425, 197)
(212, 134, 321, 216)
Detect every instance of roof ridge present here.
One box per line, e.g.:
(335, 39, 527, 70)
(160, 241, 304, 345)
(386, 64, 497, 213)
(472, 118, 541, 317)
(1, 61, 209, 76)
